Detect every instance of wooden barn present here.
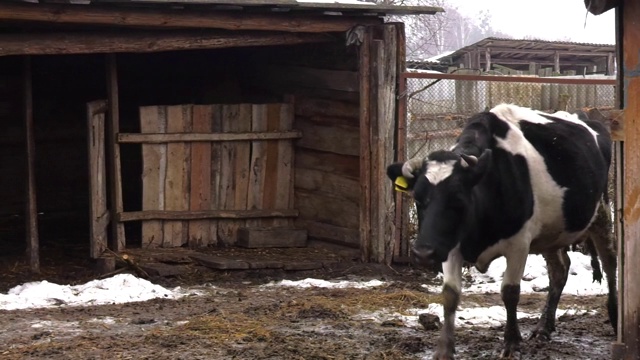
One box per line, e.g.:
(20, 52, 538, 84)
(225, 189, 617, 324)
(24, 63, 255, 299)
(586, 0, 640, 359)
(0, 1, 442, 273)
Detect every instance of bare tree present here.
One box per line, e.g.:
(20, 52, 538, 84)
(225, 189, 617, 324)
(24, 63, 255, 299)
(377, 0, 513, 60)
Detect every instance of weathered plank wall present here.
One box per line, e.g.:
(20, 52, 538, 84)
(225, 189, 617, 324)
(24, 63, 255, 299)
(294, 97, 361, 247)
(241, 42, 362, 248)
(138, 103, 295, 248)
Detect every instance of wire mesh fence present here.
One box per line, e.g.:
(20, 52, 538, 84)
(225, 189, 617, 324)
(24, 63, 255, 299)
(404, 74, 616, 160)
(398, 73, 618, 254)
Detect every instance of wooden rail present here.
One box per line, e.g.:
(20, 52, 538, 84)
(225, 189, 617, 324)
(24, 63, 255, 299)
(401, 72, 616, 85)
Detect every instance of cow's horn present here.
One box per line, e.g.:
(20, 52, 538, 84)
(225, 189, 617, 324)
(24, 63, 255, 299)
(460, 154, 478, 168)
(402, 157, 423, 178)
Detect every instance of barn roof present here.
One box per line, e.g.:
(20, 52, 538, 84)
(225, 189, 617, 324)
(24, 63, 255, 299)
(434, 37, 615, 71)
(15, 0, 444, 16)
(440, 37, 615, 62)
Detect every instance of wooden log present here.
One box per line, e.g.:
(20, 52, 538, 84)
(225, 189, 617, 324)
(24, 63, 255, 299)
(295, 190, 359, 230)
(106, 54, 125, 251)
(295, 148, 359, 179)
(393, 21, 409, 261)
(87, 101, 109, 258)
(303, 220, 360, 247)
(118, 130, 302, 143)
(0, 2, 380, 33)
(140, 106, 166, 248)
(261, 65, 359, 93)
(163, 105, 192, 247)
(359, 28, 372, 263)
(24, 55, 39, 273)
(188, 105, 213, 248)
(295, 121, 359, 156)
(118, 209, 299, 222)
(237, 228, 307, 248)
(373, 25, 398, 264)
(294, 168, 360, 204)
(295, 96, 360, 119)
(0, 31, 334, 57)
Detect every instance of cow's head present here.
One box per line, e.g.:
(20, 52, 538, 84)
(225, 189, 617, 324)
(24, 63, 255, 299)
(387, 149, 492, 270)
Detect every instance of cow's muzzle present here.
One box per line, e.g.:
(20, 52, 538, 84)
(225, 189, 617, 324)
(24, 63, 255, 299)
(411, 245, 445, 272)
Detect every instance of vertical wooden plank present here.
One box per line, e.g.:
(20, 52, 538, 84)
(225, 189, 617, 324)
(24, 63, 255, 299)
(106, 54, 125, 251)
(392, 22, 408, 261)
(622, 1, 640, 358)
(359, 28, 372, 262)
(234, 104, 252, 236)
(189, 105, 213, 247)
(247, 104, 268, 228)
(276, 101, 294, 227)
(140, 106, 166, 248)
(209, 104, 223, 246)
(217, 104, 238, 245)
(87, 101, 109, 258)
(164, 105, 191, 247)
(24, 55, 39, 273)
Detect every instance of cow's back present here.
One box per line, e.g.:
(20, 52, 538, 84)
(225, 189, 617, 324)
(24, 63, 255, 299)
(490, 104, 610, 251)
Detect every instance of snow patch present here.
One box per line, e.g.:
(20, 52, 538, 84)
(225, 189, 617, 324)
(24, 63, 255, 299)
(0, 274, 197, 311)
(263, 278, 385, 289)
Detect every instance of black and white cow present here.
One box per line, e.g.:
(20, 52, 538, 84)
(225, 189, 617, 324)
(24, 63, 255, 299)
(387, 103, 617, 359)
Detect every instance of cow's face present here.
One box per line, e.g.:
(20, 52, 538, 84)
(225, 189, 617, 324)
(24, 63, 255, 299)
(387, 150, 491, 269)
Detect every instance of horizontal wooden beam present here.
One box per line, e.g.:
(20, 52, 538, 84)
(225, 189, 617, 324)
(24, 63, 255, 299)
(118, 209, 299, 222)
(0, 2, 380, 33)
(470, 47, 614, 56)
(118, 130, 302, 143)
(0, 31, 333, 56)
(401, 73, 617, 85)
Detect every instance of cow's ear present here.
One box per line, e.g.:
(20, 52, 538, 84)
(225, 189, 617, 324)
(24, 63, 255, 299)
(386, 162, 405, 181)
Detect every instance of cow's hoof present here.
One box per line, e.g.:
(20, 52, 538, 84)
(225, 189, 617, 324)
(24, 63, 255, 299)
(432, 353, 454, 360)
(528, 328, 552, 341)
(500, 343, 521, 359)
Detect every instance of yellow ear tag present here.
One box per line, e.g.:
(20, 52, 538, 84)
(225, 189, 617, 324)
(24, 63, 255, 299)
(394, 176, 409, 193)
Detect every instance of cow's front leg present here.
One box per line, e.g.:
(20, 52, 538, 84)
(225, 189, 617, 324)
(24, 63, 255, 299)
(433, 246, 463, 360)
(500, 247, 529, 358)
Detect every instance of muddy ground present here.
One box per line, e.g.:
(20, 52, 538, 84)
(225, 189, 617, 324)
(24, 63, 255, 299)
(0, 247, 615, 360)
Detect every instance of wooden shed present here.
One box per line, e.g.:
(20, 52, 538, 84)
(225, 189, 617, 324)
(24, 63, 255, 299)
(436, 37, 616, 76)
(586, 0, 640, 359)
(0, 1, 442, 273)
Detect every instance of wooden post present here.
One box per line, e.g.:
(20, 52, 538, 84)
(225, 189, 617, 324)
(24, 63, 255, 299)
(485, 48, 491, 72)
(23, 55, 39, 273)
(608, 52, 616, 75)
(359, 27, 372, 262)
(554, 51, 560, 74)
(619, 1, 640, 358)
(393, 22, 408, 262)
(106, 54, 125, 251)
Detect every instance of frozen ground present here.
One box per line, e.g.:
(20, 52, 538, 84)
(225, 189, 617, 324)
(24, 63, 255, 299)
(0, 252, 615, 360)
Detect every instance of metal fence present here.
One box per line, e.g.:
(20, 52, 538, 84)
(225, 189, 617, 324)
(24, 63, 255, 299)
(402, 73, 616, 160)
(395, 72, 618, 260)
